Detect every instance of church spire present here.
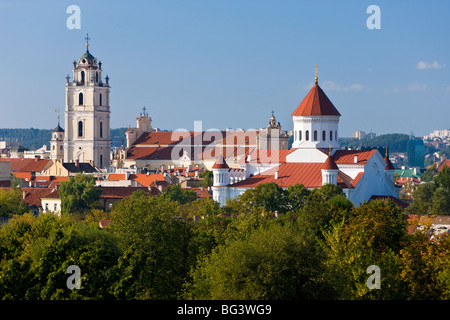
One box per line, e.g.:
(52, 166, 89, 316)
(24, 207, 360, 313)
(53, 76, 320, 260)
(85, 33, 90, 52)
(314, 64, 318, 84)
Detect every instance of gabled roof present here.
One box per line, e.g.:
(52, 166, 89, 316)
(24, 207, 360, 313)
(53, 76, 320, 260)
(0, 158, 52, 172)
(292, 82, 341, 117)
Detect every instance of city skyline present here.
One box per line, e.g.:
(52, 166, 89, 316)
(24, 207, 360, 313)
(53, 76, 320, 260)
(0, 0, 448, 137)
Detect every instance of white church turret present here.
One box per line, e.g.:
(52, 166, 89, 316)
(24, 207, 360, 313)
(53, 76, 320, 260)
(291, 66, 341, 152)
(321, 154, 339, 185)
(212, 155, 230, 206)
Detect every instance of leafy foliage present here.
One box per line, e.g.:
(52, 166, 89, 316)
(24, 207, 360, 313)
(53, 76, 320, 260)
(0, 182, 449, 300)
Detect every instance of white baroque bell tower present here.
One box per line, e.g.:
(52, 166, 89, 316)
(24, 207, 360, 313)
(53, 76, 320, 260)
(64, 34, 111, 168)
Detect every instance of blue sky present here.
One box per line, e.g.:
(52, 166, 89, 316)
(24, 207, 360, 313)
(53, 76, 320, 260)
(0, 0, 448, 137)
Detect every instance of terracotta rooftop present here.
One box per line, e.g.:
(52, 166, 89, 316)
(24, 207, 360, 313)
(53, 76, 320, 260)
(292, 82, 341, 117)
(231, 162, 354, 189)
(0, 158, 52, 172)
(331, 149, 377, 165)
(212, 155, 229, 169)
(438, 160, 450, 172)
(322, 155, 339, 170)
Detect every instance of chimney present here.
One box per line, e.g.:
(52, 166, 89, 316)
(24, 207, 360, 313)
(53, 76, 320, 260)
(75, 159, 79, 167)
(274, 170, 279, 179)
(354, 155, 358, 164)
(35, 155, 40, 162)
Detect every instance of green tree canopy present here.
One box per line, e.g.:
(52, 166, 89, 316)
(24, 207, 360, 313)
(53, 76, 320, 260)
(58, 174, 102, 215)
(0, 188, 29, 218)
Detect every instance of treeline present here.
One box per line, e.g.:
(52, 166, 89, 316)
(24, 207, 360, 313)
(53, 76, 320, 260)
(339, 133, 410, 153)
(0, 175, 449, 300)
(0, 128, 128, 150)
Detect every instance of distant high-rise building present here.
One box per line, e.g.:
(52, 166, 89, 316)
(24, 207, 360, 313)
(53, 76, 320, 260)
(352, 130, 376, 140)
(407, 138, 424, 168)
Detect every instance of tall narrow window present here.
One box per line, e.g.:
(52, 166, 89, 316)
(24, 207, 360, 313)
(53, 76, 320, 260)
(330, 130, 333, 141)
(80, 71, 85, 84)
(299, 130, 302, 141)
(96, 72, 99, 83)
(100, 121, 103, 138)
(314, 130, 318, 141)
(306, 130, 309, 141)
(78, 121, 83, 137)
(322, 130, 326, 141)
(99, 93, 102, 106)
(79, 92, 84, 105)
(100, 154, 103, 168)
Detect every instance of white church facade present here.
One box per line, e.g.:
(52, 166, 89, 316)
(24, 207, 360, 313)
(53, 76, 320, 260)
(212, 75, 399, 206)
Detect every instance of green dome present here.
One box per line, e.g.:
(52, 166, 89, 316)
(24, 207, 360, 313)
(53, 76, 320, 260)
(78, 48, 96, 64)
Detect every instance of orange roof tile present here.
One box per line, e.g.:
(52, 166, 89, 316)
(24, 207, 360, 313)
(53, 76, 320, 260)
(322, 155, 338, 170)
(438, 160, 450, 172)
(332, 149, 377, 165)
(212, 155, 229, 169)
(292, 83, 341, 117)
(0, 158, 51, 172)
(129, 174, 165, 187)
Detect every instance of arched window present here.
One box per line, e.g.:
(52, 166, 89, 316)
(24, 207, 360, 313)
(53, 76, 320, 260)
(99, 93, 102, 106)
(79, 92, 83, 105)
(100, 121, 103, 138)
(306, 130, 309, 141)
(314, 130, 318, 141)
(95, 72, 99, 83)
(80, 71, 85, 84)
(330, 130, 333, 141)
(78, 121, 83, 137)
(299, 130, 302, 141)
(322, 130, 326, 141)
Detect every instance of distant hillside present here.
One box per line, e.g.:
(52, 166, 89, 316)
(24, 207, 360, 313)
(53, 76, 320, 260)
(0, 128, 128, 150)
(339, 133, 410, 153)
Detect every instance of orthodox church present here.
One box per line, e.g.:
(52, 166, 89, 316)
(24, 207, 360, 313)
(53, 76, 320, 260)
(212, 73, 399, 206)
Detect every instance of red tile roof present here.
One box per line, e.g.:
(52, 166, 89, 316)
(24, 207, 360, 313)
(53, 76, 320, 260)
(22, 188, 59, 207)
(0, 158, 51, 172)
(438, 160, 450, 172)
(292, 83, 341, 117)
(240, 148, 294, 164)
(332, 149, 377, 165)
(212, 155, 229, 169)
(322, 155, 338, 170)
(129, 174, 165, 187)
